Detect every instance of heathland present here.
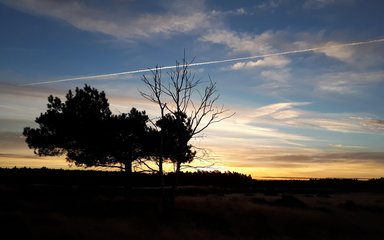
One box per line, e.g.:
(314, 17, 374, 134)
(1, 168, 384, 240)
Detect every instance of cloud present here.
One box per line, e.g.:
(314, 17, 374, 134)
(0, 83, 54, 121)
(204, 114, 313, 150)
(211, 8, 248, 16)
(231, 56, 290, 70)
(243, 102, 384, 134)
(256, 0, 355, 10)
(201, 29, 277, 54)
(272, 151, 384, 165)
(303, 0, 355, 9)
(210, 123, 311, 142)
(257, 0, 289, 10)
(200, 29, 383, 72)
(329, 144, 363, 151)
(0, 131, 26, 149)
(293, 35, 384, 67)
(293, 115, 371, 133)
(200, 29, 293, 75)
(315, 42, 356, 63)
(201, 133, 320, 165)
(316, 71, 384, 95)
(198, 30, 383, 95)
(200, 29, 383, 95)
(292, 117, 365, 133)
(0, 119, 34, 134)
(251, 102, 310, 118)
(361, 118, 384, 131)
(201, 28, 384, 71)
(1, 0, 211, 40)
(203, 132, 384, 178)
(0, 153, 39, 160)
(312, 40, 382, 66)
(260, 68, 291, 82)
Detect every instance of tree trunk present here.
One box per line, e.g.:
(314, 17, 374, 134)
(159, 126, 165, 201)
(159, 157, 164, 189)
(166, 161, 181, 212)
(124, 160, 133, 192)
(173, 161, 181, 192)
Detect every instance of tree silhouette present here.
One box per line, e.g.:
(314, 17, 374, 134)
(108, 107, 149, 174)
(140, 55, 234, 194)
(156, 111, 195, 186)
(23, 85, 149, 177)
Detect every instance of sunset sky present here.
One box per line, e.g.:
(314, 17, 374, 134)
(1, 0, 384, 179)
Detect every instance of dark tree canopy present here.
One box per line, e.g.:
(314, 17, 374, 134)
(23, 85, 148, 172)
(156, 111, 195, 166)
(107, 108, 149, 173)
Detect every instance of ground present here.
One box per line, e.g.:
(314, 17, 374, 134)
(1, 183, 384, 240)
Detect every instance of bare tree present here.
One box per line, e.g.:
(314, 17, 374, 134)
(140, 55, 234, 194)
(140, 67, 167, 190)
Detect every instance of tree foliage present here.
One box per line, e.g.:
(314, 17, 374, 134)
(107, 107, 149, 173)
(156, 111, 195, 167)
(23, 85, 148, 172)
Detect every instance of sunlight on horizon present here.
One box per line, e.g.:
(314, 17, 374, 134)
(2, 150, 384, 180)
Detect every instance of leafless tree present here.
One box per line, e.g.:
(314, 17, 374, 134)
(140, 55, 234, 194)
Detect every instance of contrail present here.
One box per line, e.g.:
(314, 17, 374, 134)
(21, 38, 384, 86)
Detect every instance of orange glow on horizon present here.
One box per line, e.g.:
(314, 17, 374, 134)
(2, 152, 384, 180)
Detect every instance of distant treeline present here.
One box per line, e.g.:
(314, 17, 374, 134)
(253, 178, 384, 194)
(1, 168, 383, 193)
(0, 167, 252, 188)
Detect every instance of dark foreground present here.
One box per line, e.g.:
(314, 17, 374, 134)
(1, 168, 384, 240)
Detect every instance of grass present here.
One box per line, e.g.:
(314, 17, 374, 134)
(1, 183, 384, 240)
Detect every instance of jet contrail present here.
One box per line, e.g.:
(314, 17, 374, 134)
(21, 38, 384, 86)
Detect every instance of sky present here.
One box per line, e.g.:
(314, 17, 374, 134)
(1, 0, 384, 179)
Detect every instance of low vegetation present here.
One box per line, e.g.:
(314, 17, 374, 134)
(1, 168, 384, 239)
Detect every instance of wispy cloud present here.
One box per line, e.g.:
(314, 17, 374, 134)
(260, 69, 291, 82)
(303, 0, 355, 9)
(249, 151, 384, 179)
(201, 29, 278, 55)
(271, 151, 384, 165)
(248, 102, 384, 134)
(209, 121, 311, 143)
(0, 83, 55, 120)
(202, 133, 384, 178)
(250, 102, 310, 118)
(211, 8, 248, 17)
(231, 56, 290, 70)
(315, 41, 356, 63)
(200, 28, 384, 96)
(316, 71, 384, 95)
(257, 0, 289, 10)
(1, 0, 211, 40)
(257, 0, 355, 10)
(201, 29, 384, 69)
(360, 118, 384, 131)
(294, 34, 384, 67)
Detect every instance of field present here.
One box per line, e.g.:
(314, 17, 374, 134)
(1, 169, 384, 239)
